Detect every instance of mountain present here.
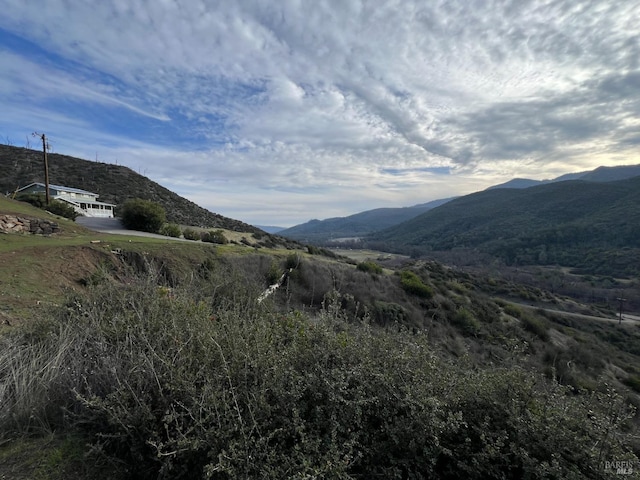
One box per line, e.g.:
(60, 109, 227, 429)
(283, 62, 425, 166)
(579, 164, 640, 182)
(486, 178, 548, 189)
(0, 144, 262, 233)
(279, 197, 455, 243)
(487, 165, 640, 190)
(254, 225, 285, 234)
(369, 176, 640, 276)
(281, 164, 640, 244)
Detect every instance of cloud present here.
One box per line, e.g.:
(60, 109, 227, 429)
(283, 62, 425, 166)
(1, 0, 639, 226)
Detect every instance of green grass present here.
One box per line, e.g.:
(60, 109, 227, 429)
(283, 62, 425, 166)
(0, 434, 123, 480)
(3, 192, 640, 478)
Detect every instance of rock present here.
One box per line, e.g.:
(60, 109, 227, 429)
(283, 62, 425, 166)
(0, 214, 60, 236)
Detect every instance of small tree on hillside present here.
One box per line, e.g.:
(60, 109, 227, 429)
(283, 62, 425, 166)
(120, 198, 166, 233)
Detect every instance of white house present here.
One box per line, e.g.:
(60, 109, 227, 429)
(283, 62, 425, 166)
(16, 183, 116, 218)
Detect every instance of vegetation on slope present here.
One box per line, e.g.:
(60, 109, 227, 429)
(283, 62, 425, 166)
(1, 272, 637, 479)
(370, 177, 640, 276)
(2, 169, 640, 478)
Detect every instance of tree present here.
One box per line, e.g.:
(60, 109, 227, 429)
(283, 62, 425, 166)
(120, 198, 166, 233)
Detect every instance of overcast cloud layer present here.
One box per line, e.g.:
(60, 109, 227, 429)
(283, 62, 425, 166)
(1, 1, 639, 226)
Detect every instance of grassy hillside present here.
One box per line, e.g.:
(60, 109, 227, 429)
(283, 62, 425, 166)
(2, 196, 640, 478)
(370, 177, 640, 276)
(0, 144, 261, 232)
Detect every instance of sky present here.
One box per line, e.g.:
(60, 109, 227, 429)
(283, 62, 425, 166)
(1, 1, 639, 227)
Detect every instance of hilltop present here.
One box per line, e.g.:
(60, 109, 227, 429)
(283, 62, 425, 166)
(0, 144, 261, 233)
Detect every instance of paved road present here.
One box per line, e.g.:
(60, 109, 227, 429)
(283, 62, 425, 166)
(75, 216, 188, 241)
(512, 300, 640, 326)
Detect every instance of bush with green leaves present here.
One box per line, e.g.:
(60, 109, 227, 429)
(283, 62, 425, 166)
(400, 270, 434, 298)
(16, 194, 79, 220)
(357, 261, 383, 275)
(519, 311, 550, 341)
(16, 193, 47, 208)
(451, 307, 481, 335)
(201, 229, 228, 244)
(120, 198, 166, 233)
(1, 275, 637, 479)
(306, 244, 320, 255)
(372, 300, 408, 325)
(159, 223, 182, 238)
(45, 200, 79, 220)
(285, 252, 301, 269)
(182, 227, 200, 241)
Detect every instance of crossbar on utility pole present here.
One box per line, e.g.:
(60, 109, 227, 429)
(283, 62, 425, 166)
(33, 132, 50, 205)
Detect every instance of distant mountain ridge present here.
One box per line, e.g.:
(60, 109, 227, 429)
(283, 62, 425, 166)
(369, 174, 640, 276)
(279, 197, 455, 243)
(280, 163, 640, 245)
(487, 164, 640, 190)
(254, 225, 285, 234)
(0, 144, 262, 233)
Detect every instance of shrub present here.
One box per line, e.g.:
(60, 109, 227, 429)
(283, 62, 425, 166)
(400, 270, 434, 298)
(201, 229, 228, 244)
(182, 227, 200, 241)
(306, 244, 320, 255)
(16, 193, 47, 208)
(1, 276, 637, 479)
(451, 307, 481, 335)
(519, 312, 550, 341)
(160, 223, 182, 238)
(120, 198, 166, 233)
(623, 375, 640, 393)
(16, 194, 78, 220)
(503, 303, 522, 318)
(373, 301, 409, 325)
(285, 253, 301, 269)
(357, 261, 383, 275)
(45, 200, 79, 220)
(265, 260, 282, 285)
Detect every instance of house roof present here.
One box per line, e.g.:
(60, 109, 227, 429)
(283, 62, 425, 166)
(17, 182, 99, 197)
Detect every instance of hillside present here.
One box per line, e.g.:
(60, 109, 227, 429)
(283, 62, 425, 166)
(2, 181, 640, 478)
(279, 197, 455, 243)
(370, 176, 640, 276)
(281, 163, 640, 244)
(0, 144, 261, 233)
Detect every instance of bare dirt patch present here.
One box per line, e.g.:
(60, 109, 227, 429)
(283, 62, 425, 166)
(0, 244, 117, 326)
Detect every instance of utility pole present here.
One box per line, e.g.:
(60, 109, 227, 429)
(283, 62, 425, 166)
(33, 132, 50, 204)
(616, 297, 627, 324)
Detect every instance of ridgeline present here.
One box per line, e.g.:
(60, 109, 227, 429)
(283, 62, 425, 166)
(0, 144, 261, 233)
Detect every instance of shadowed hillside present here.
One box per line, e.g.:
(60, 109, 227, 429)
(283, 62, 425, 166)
(370, 176, 640, 276)
(279, 198, 455, 243)
(281, 164, 640, 244)
(0, 144, 261, 232)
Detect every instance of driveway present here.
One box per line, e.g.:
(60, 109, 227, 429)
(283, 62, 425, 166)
(75, 216, 188, 241)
